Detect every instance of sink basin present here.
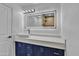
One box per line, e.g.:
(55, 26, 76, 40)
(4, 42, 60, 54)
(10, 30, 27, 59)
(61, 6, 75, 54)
(16, 33, 29, 38)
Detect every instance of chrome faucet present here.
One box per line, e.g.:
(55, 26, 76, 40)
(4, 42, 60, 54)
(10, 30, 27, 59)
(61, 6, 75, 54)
(27, 29, 30, 34)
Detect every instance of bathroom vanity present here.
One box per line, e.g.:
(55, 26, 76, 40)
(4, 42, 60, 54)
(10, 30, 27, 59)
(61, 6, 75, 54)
(14, 34, 65, 56)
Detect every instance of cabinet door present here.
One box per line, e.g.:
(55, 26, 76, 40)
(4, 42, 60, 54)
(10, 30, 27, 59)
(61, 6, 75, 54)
(32, 45, 44, 56)
(15, 42, 26, 56)
(43, 47, 51, 56)
(15, 42, 33, 56)
(25, 43, 33, 56)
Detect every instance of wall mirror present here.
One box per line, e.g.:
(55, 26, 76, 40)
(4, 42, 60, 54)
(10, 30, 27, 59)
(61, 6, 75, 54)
(24, 10, 57, 30)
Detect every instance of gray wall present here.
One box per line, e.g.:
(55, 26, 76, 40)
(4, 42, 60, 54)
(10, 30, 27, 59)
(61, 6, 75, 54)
(61, 3, 79, 56)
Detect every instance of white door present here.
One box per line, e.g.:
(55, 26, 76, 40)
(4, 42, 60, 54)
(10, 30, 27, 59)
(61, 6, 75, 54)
(0, 4, 13, 56)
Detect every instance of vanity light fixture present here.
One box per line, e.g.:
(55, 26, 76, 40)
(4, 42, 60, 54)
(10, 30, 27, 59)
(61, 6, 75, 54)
(24, 9, 35, 14)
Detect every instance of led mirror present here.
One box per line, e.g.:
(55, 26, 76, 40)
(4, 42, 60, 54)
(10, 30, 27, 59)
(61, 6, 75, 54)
(25, 11, 57, 29)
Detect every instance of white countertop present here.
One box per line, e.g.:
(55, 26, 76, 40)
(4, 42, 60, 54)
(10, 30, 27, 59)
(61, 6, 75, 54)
(15, 33, 65, 49)
(28, 36, 65, 44)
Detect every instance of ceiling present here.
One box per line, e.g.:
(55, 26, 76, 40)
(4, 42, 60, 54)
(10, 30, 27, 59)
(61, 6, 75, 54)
(2, 3, 40, 9)
(2, 3, 60, 12)
(17, 3, 39, 7)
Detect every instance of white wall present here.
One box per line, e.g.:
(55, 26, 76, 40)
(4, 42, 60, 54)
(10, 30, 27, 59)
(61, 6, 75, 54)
(24, 3, 62, 36)
(12, 8, 24, 34)
(4, 3, 24, 35)
(61, 3, 79, 56)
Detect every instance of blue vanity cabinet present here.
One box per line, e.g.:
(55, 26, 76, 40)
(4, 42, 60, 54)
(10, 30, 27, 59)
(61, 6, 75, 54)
(15, 42, 33, 56)
(50, 48, 64, 56)
(32, 45, 46, 56)
(15, 42, 26, 56)
(15, 42, 64, 56)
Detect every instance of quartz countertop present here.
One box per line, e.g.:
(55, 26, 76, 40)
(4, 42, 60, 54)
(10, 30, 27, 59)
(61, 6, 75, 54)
(15, 33, 65, 49)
